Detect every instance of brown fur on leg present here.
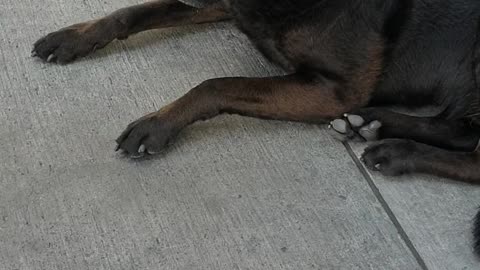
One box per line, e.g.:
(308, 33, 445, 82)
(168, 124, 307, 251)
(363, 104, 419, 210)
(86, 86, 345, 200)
(32, 0, 231, 63)
(116, 71, 377, 156)
(110, 0, 231, 38)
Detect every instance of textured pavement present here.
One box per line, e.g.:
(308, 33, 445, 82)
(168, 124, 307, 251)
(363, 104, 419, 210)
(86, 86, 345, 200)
(0, 0, 479, 269)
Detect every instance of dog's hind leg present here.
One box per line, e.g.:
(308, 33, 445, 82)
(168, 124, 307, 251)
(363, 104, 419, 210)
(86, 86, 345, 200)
(32, 0, 231, 63)
(329, 108, 480, 152)
(360, 138, 480, 182)
(115, 72, 370, 158)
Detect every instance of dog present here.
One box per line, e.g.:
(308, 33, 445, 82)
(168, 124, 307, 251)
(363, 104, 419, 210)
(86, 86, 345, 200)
(31, 0, 480, 255)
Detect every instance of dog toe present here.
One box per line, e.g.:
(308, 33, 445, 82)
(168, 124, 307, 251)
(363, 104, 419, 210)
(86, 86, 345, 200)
(331, 119, 348, 133)
(116, 114, 179, 158)
(327, 118, 353, 141)
(358, 120, 382, 141)
(346, 114, 365, 127)
(328, 114, 381, 142)
(361, 139, 417, 176)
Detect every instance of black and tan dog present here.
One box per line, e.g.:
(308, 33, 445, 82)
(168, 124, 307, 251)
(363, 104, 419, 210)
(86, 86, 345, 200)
(32, 0, 480, 254)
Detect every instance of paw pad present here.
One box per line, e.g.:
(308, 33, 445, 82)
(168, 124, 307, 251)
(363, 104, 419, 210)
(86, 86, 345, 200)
(328, 114, 382, 142)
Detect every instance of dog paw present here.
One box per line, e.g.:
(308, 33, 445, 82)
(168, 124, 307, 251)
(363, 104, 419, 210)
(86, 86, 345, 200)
(32, 20, 120, 64)
(361, 139, 417, 176)
(328, 113, 382, 142)
(115, 113, 180, 158)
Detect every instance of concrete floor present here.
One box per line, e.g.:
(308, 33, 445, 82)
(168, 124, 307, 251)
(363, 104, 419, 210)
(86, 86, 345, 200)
(1, 0, 479, 269)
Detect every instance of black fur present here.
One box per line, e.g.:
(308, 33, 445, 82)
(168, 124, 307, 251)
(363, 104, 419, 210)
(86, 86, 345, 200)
(234, 0, 480, 113)
(33, 0, 480, 256)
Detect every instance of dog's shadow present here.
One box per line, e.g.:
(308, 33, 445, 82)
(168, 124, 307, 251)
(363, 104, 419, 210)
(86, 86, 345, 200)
(121, 117, 324, 164)
(75, 23, 232, 64)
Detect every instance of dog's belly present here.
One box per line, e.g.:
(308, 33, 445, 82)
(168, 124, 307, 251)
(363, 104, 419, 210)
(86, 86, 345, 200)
(371, 0, 480, 118)
(374, 41, 475, 109)
(228, 0, 480, 119)
(226, 0, 348, 72)
(225, 0, 310, 71)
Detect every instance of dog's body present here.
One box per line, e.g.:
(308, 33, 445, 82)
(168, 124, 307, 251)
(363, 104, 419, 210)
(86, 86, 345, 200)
(32, 0, 480, 255)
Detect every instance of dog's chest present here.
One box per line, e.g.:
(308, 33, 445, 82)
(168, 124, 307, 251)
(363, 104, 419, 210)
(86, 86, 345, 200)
(226, 0, 352, 71)
(225, 0, 305, 70)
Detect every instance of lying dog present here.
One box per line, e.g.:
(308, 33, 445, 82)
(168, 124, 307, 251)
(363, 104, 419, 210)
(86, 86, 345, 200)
(31, 0, 480, 255)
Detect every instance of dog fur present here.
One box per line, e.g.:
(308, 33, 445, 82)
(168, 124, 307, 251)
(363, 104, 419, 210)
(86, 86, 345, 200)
(32, 0, 480, 255)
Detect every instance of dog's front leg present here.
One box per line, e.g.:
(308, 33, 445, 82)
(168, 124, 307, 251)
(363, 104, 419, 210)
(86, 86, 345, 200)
(32, 0, 230, 63)
(116, 73, 366, 157)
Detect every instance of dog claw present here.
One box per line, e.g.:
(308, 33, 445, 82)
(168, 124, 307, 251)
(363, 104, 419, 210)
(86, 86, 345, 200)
(31, 51, 38, 57)
(147, 150, 159, 155)
(138, 144, 146, 154)
(369, 121, 382, 129)
(374, 163, 381, 170)
(47, 54, 55, 62)
(130, 153, 144, 159)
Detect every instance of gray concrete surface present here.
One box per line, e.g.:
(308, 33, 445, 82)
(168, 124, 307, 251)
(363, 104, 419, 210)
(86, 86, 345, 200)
(0, 0, 478, 269)
(349, 144, 480, 270)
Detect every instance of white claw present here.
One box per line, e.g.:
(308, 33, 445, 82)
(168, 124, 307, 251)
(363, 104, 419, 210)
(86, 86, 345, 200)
(47, 54, 55, 62)
(369, 120, 382, 130)
(131, 155, 143, 159)
(147, 149, 160, 155)
(138, 144, 146, 153)
(31, 51, 38, 57)
(375, 164, 381, 170)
